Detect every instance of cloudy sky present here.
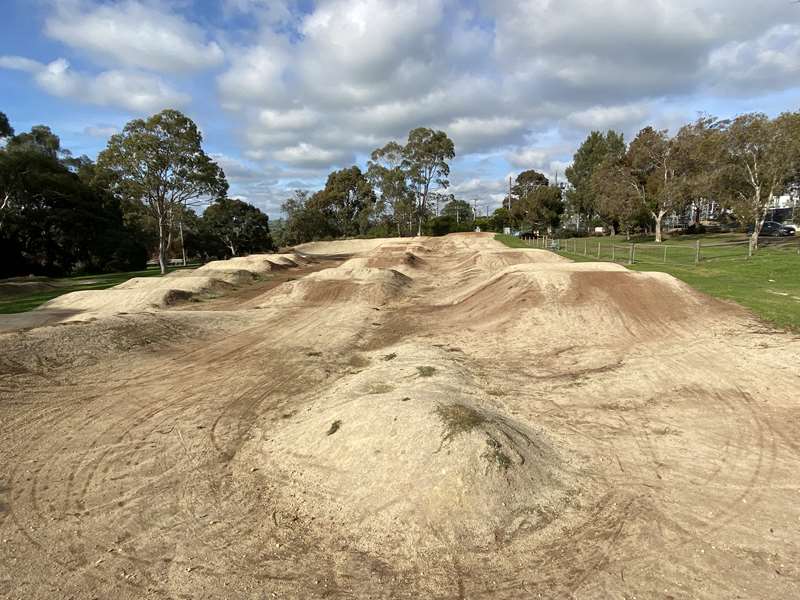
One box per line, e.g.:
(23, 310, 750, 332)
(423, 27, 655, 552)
(2, 0, 799, 216)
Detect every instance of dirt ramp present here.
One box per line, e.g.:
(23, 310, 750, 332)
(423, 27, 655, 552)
(262, 347, 580, 552)
(39, 288, 193, 319)
(114, 275, 233, 294)
(363, 248, 428, 273)
(174, 266, 255, 286)
(442, 262, 730, 338)
(295, 238, 407, 256)
(255, 263, 412, 307)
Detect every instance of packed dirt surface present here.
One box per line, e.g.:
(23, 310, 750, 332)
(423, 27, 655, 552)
(1, 233, 799, 599)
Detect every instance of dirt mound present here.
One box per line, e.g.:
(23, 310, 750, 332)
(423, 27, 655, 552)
(441, 262, 728, 337)
(363, 248, 428, 272)
(115, 275, 233, 294)
(255, 262, 412, 307)
(295, 238, 402, 256)
(173, 267, 255, 286)
(38, 288, 193, 319)
(261, 343, 581, 551)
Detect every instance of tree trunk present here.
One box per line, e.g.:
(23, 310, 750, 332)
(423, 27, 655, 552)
(751, 218, 760, 252)
(157, 215, 168, 275)
(654, 211, 665, 243)
(179, 219, 187, 266)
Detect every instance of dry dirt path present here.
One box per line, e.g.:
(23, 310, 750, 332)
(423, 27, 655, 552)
(1, 233, 799, 599)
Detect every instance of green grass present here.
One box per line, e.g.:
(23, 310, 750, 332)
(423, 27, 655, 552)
(0, 265, 198, 314)
(496, 233, 800, 331)
(494, 233, 532, 248)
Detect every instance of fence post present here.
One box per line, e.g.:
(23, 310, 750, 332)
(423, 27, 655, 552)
(663, 245, 668, 264)
(629, 244, 635, 265)
(584, 239, 588, 256)
(597, 241, 601, 258)
(695, 240, 701, 264)
(612, 245, 615, 261)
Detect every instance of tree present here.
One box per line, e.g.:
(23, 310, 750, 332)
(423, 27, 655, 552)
(512, 169, 549, 198)
(0, 112, 13, 139)
(7, 125, 66, 159)
(402, 128, 455, 236)
(97, 109, 228, 274)
(590, 156, 640, 236)
(716, 112, 800, 249)
(309, 166, 375, 237)
(511, 185, 564, 233)
(0, 145, 146, 277)
(203, 198, 274, 257)
(626, 127, 692, 243)
(280, 190, 336, 245)
(441, 198, 474, 223)
(367, 141, 411, 236)
(565, 131, 625, 231)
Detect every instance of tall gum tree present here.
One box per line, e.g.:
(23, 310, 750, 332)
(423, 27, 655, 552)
(627, 127, 689, 243)
(401, 128, 455, 236)
(97, 109, 227, 274)
(367, 141, 409, 237)
(718, 112, 800, 250)
(565, 130, 625, 232)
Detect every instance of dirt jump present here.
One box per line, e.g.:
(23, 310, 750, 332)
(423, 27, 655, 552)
(1, 232, 799, 599)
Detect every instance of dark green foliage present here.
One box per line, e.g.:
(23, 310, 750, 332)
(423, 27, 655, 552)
(97, 109, 228, 273)
(0, 143, 146, 278)
(309, 166, 376, 237)
(203, 197, 274, 257)
(565, 130, 625, 230)
(0, 112, 14, 139)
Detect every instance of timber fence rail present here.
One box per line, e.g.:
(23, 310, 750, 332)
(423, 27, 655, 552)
(522, 235, 800, 266)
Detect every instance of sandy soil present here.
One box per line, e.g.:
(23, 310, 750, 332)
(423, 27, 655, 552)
(1, 233, 799, 599)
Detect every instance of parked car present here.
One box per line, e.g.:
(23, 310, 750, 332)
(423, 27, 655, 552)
(747, 221, 796, 236)
(782, 223, 797, 235)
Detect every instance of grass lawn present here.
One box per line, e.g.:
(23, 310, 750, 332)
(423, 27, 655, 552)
(495, 233, 800, 331)
(0, 265, 197, 314)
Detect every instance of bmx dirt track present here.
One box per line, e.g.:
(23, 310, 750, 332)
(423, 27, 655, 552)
(1, 233, 799, 599)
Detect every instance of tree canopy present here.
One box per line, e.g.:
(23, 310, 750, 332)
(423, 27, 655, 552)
(97, 109, 228, 273)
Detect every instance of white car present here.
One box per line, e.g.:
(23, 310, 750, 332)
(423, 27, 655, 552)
(783, 223, 797, 234)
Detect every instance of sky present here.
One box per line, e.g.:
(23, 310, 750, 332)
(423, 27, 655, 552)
(1, 0, 799, 217)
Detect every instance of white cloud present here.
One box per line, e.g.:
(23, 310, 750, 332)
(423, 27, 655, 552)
(706, 24, 800, 93)
(0, 55, 189, 112)
(565, 103, 651, 131)
(45, 0, 223, 73)
(273, 143, 352, 168)
(84, 124, 119, 138)
(213, 0, 800, 174)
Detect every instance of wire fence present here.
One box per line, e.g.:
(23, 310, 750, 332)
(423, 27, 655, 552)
(521, 235, 800, 266)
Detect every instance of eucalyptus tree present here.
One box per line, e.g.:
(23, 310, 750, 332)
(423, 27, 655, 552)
(402, 128, 455, 236)
(97, 109, 227, 273)
(367, 141, 410, 236)
(626, 126, 693, 243)
(0, 112, 13, 139)
(565, 130, 625, 231)
(716, 112, 800, 249)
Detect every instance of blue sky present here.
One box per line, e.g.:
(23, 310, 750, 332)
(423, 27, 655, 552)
(2, 0, 799, 217)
